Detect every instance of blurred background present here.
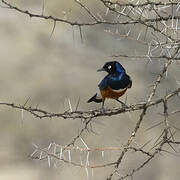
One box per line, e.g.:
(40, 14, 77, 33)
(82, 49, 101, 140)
(0, 0, 180, 179)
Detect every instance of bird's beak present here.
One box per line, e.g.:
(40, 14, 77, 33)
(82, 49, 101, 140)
(97, 67, 105, 72)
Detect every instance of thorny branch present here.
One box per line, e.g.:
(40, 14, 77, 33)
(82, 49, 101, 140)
(1, 0, 180, 179)
(0, 87, 180, 120)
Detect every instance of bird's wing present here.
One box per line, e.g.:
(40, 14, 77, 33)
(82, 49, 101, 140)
(98, 75, 109, 91)
(99, 74, 132, 91)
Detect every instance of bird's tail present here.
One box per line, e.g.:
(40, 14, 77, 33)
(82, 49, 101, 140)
(87, 93, 102, 103)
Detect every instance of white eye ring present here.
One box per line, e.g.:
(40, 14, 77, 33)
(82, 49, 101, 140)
(108, 65, 111, 69)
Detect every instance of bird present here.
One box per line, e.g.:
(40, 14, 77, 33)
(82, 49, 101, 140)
(87, 61, 132, 113)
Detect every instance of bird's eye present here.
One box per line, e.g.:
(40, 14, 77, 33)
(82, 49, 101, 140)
(108, 65, 111, 69)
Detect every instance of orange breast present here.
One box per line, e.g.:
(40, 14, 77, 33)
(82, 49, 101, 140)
(101, 86, 127, 100)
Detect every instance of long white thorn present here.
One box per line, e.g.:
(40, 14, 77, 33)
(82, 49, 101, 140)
(86, 152, 90, 167)
(126, 29, 131, 36)
(60, 146, 63, 159)
(39, 151, 43, 159)
(80, 153, 83, 166)
(54, 161, 57, 168)
(105, 8, 109, 16)
(121, 7, 126, 15)
(91, 168, 94, 178)
(85, 168, 89, 179)
(151, 45, 159, 54)
(101, 151, 104, 158)
(128, 6, 135, 15)
(137, 31, 142, 40)
(21, 109, 24, 125)
(176, 80, 180, 86)
(30, 149, 38, 157)
(147, 55, 152, 63)
(80, 137, 89, 149)
(47, 156, 51, 168)
(68, 150, 71, 163)
(176, 2, 180, 12)
(48, 143, 52, 150)
(53, 144, 56, 155)
(147, 42, 152, 56)
(32, 143, 38, 149)
(176, 18, 178, 31)
(68, 98, 73, 112)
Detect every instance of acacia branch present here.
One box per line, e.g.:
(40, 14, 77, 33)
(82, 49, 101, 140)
(0, 87, 179, 120)
(107, 47, 180, 178)
(1, 0, 180, 179)
(2, 0, 180, 30)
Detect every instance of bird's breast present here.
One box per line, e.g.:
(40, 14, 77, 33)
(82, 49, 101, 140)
(100, 86, 127, 100)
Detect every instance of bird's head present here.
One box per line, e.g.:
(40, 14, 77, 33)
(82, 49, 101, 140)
(97, 61, 126, 74)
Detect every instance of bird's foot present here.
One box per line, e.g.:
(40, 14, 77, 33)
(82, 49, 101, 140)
(116, 99, 128, 110)
(101, 107, 105, 114)
(121, 103, 127, 110)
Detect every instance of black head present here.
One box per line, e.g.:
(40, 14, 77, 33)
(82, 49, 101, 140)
(97, 61, 125, 74)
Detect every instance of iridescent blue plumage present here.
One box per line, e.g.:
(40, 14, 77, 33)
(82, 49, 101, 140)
(87, 61, 132, 113)
(98, 62, 131, 91)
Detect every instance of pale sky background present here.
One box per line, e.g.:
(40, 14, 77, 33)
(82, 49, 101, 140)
(0, 0, 180, 180)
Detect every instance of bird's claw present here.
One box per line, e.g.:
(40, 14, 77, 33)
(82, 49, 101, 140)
(101, 107, 105, 114)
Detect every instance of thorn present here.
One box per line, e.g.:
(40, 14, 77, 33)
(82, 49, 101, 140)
(150, 45, 159, 54)
(105, 7, 109, 16)
(140, 139, 153, 149)
(68, 98, 73, 112)
(21, 109, 24, 126)
(127, 6, 135, 15)
(126, 29, 131, 36)
(85, 167, 89, 179)
(80, 153, 83, 166)
(75, 97, 80, 111)
(91, 168, 94, 178)
(30, 149, 38, 157)
(176, 18, 178, 31)
(72, 25, 75, 46)
(137, 31, 142, 40)
(176, 2, 180, 12)
(169, 123, 180, 132)
(80, 137, 89, 149)
(42, 0, 45, 15)
(68, 150, 71, 163)
(48, 143, 52, 150)
(176, 80, 180, 85)
(147, 42, 152, 56)
(86, 152, 90, 167)
(79, 25, 83, 43)
(50, 20, 56, 39)
(168, 142, 178, 153)
(136, 0, 139, 5)
(39, 151, 43, 159)
(23, 97, 31, 107)
(121, 7, 126, 15)
(146, 55, 152, 63)
(48, 156, 51, 168)
(54, 161, 57, 168)
(53, 144, 56, 155)
(161, 149, 180, 157)
(144, 26, 148, 41)
(32, 143, 38, 149)
(144, 121, 163, 132)
(35, 102, 40, 109)
(60, 146, 63, 159)
(101, 151, 104, 158)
